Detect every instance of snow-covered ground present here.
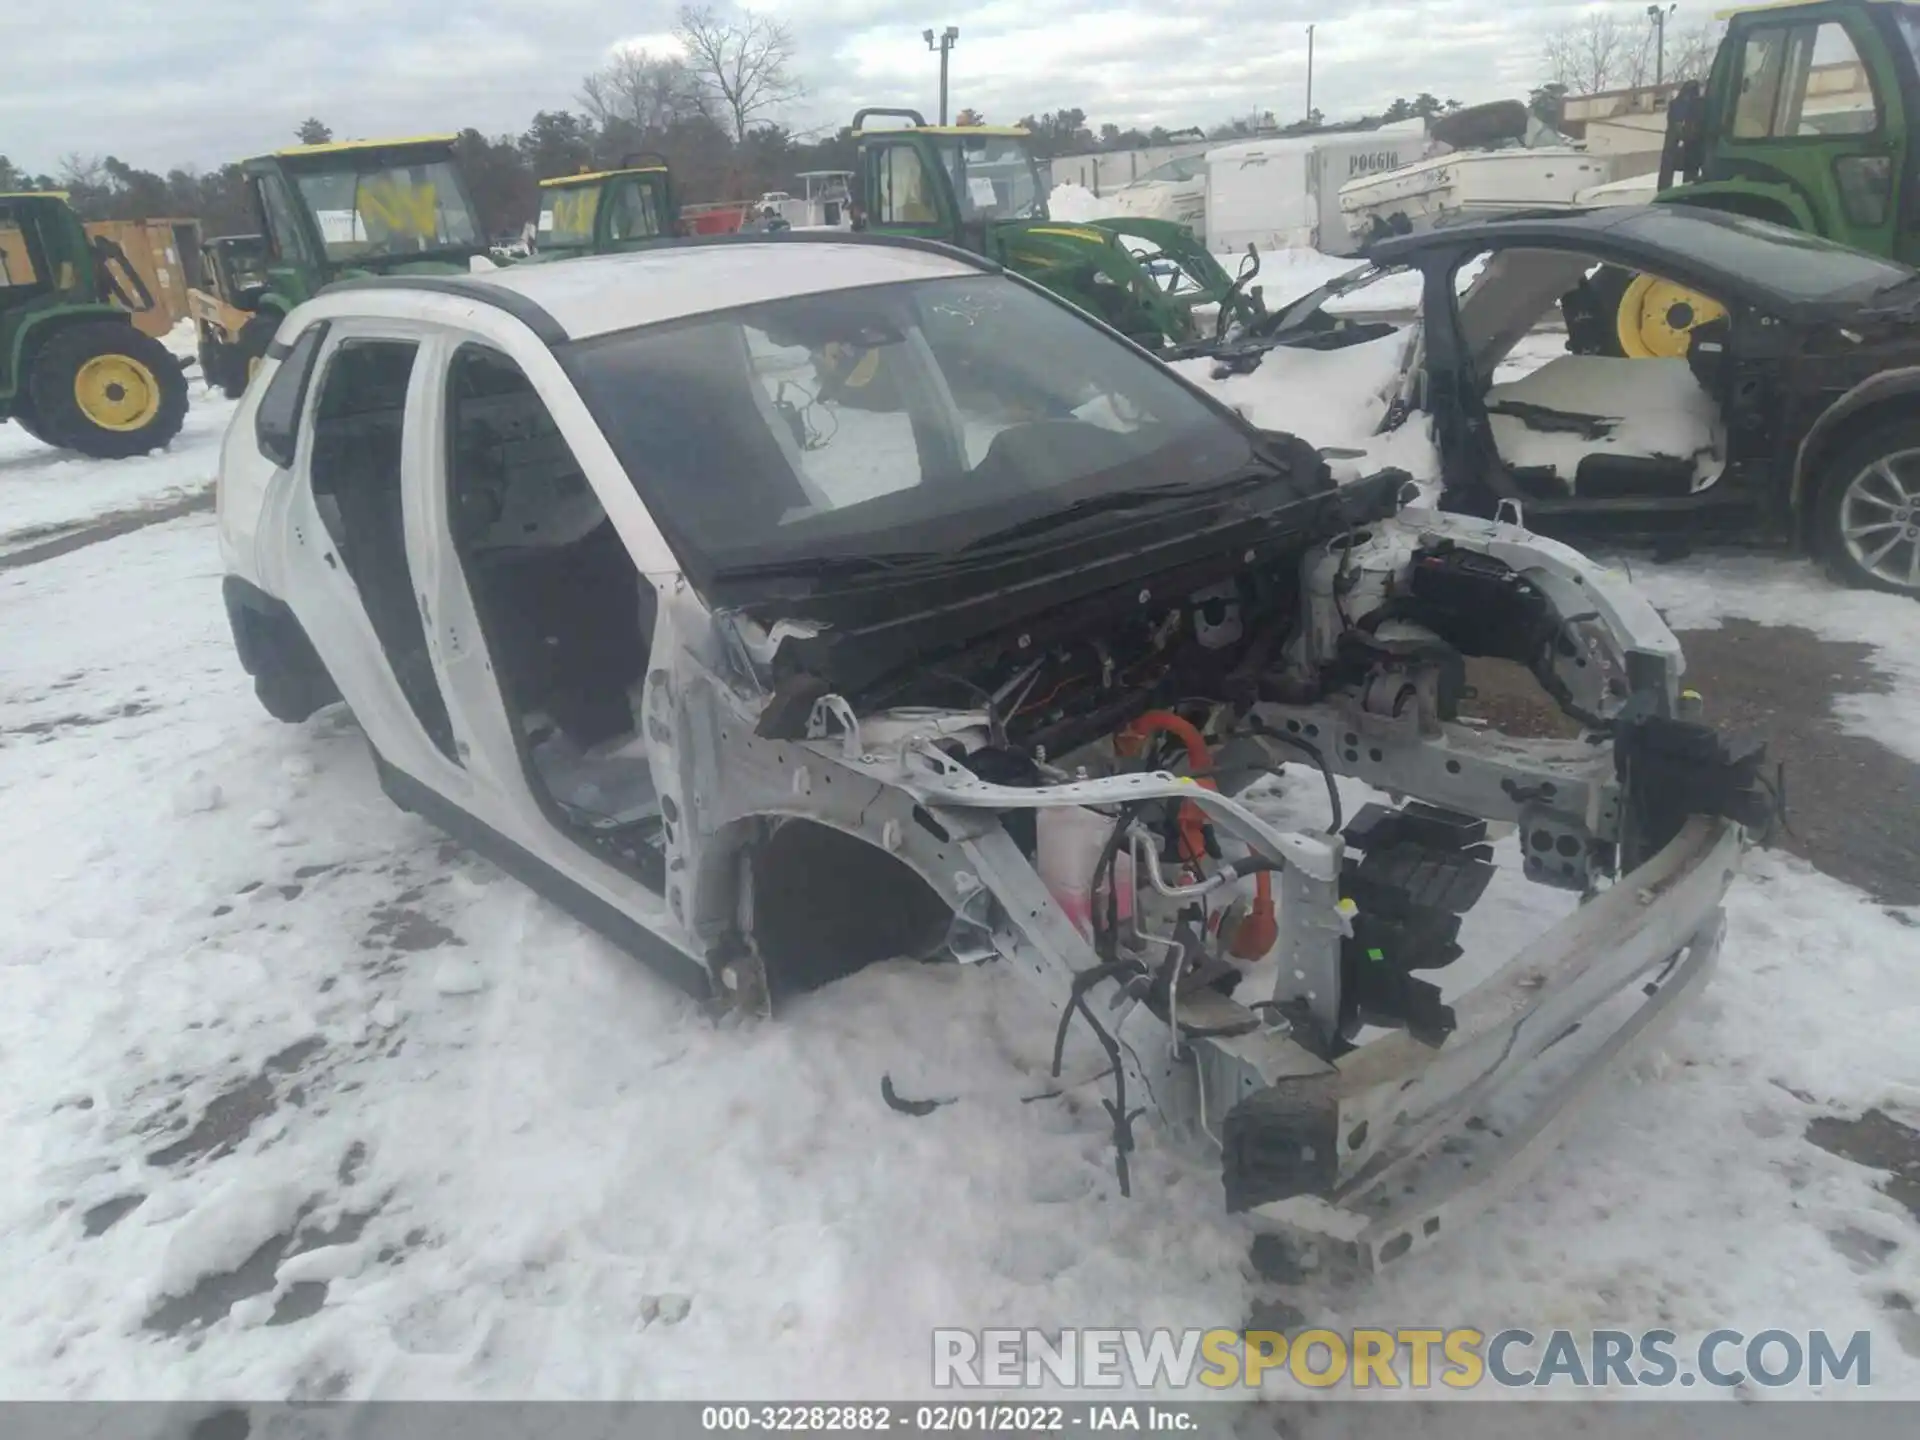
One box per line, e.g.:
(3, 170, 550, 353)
(0, 323, 235, 552)
(2, 353, 1917, 1403)
(1624, 554, 1920, 770)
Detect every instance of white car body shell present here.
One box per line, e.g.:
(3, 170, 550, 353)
(217, 240, 1748, 1273)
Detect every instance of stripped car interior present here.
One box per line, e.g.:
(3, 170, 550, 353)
(217, 235, 1773, 1273)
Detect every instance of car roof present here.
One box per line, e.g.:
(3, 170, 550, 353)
(1364, 201, 1916, 278)
(358, 236, 991, 342)
(1359, 201, 1902, 262)
(1364, 205, 1658, 261)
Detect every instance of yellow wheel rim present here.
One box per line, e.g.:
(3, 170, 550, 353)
(73, 353, 162, 431)
(845, 348, 880, 388)
(1616, 273, 1726, 360)
(821, 342, 879, 388)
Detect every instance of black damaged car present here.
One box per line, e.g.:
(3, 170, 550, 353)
(1217, 206, 1920, 597)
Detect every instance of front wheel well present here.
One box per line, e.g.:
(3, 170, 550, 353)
(744, 817, 955, 998)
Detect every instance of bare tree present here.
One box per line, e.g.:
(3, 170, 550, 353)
(674, 5, 804, 144)
(1541, 11, 1654, 94)
(580, 47, 705, 133)
(58, 154, 107, 191)
(1664, 20, 1725, 84)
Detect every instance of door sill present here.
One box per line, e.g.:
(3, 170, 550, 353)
(369, 748, 713, 1000)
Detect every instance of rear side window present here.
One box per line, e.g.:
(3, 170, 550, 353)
(255, 322, 328, 469)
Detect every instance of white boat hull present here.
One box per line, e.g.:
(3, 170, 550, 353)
(1339, 148, 1612, 243)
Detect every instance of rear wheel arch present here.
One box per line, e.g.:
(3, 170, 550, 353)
(1803, 408, 1920, 595)
(1794, 371, 1920, 539)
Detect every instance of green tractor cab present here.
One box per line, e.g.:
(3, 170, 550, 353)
(531, 154, 677, 259)
(1, 190, 189, 457)
(219, 135, 489, 383)
(851, 108, 1264, 352)
(1660, 0, 1919, 262)
(1592, 0, 1920, 355)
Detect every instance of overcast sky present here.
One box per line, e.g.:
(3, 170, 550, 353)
(3, 0, 1685, 176)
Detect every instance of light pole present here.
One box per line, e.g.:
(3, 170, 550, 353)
(1305, 24, 1316, 122)
(924, 26, 959, 125)
(1647, 3, 1676, 85)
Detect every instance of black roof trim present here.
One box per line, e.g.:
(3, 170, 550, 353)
(322, 274, 570, 344)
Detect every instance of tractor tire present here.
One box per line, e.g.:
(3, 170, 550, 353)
(1813, 416, 1920, 599)
(196, 330, 234, 397)
(236, 312, 283, 393)
(8, 394, 49, 444)
(26, 321, 189, 459)
(200, 332, 250, 400)
(1563, 265, 1633, 356)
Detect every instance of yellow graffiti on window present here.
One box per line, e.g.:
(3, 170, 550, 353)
(547, 188, 599, 243)
(357, 177, 441, 241)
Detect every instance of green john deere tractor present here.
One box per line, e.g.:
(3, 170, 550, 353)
(205, 135, 490, 387)
(850, 109, 1264, 352)
(1661, 0, 1918, 259)
(1, 190, 189, 457)
(1589, 0, 1920, 356)
(530, 154, 678, 259)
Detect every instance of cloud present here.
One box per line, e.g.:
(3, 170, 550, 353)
(1, 0, 1682, 173)
(609, 32, 688, 61)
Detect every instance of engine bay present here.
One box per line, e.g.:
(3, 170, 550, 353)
(751, 508, 1771, 1065)
(729, 504, 1774, 1236)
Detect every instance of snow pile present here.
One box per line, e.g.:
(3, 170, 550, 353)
(1102, 181, 1192, 225)
(1485, 355, 1723, 489)
(159, 317, 200, 360)
(1181, 331, 1441, 482)
(153, 1180, 306, 1301)
(1044, 182, 1106, 221)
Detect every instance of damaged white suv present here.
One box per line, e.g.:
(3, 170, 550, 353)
(217, 235, 1772, 1273)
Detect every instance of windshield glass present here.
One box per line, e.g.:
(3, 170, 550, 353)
(1617, 208, 1913, 300)
(1141, 155, 1206, 185)
(221, 237, 273, 293)
(936, 136, 1045, 220)
(292, 159, 481, 262)
(562, 274, 1255, 587)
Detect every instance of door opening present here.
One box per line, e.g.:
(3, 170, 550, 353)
(444, 343, 664, 889)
